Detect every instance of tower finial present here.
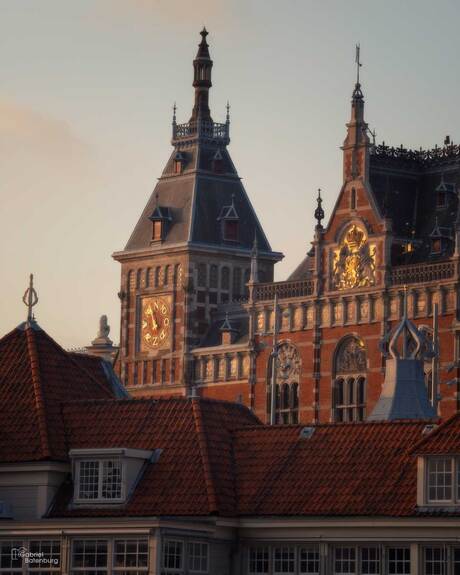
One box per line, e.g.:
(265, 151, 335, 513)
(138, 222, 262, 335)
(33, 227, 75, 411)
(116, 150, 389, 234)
(226, 101, 230, 123)
(191, 28, 213, 122)
(355, 44, 362, 85)
(22, 273, 38, 323)
(172, 102, 177, 124)
(314, 188, 325, 229)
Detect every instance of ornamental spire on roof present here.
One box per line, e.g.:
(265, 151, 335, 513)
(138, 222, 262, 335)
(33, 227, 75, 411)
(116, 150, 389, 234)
(190, 27, 213, 122)
(369, 288, 437, 421)
(22, 273, 38, 324)
(342, 44, 370, 182)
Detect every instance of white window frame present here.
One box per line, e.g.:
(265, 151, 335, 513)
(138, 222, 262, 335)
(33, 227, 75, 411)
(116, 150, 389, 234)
(425, 456, 460, 505)
(112, 538, 149, 573)
(162, 539, 184, 574)
(0, 539, 62, 575)
(248, 546, 270, 575)
(71, 538, 109, 574)
(75, 458, 124, 503)
(188, 541, 209, 574)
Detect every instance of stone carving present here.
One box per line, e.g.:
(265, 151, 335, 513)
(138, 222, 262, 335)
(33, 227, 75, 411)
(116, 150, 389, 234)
(336, 337, 367, 373)
(333, 225, 376, 290)
(275, 342, 301, 383)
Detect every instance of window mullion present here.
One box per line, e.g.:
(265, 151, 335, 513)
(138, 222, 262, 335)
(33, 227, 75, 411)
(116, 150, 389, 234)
(98, 461, 104, 500)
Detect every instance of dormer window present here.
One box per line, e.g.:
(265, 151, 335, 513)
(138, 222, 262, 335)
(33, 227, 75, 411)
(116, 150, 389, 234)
(218, 195, 239, 243)
(70, 448, 156, 505)
(435, 175, 455, 210)
(418, 455, 460, 507)
(173, 151, 185, 174)
(77, 459, 123, 501)
(149, 203, 172, 243)
(212, 149, 224, 173)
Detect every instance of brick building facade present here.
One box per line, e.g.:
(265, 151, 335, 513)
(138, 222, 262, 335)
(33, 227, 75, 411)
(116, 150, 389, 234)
(113, 30, 460, 425)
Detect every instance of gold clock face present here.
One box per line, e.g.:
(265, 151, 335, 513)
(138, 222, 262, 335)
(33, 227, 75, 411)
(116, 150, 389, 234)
(140, 296, 172, 351)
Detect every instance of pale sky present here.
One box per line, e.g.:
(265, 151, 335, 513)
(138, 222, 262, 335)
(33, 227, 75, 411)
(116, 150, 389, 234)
(1, 0, 459, 347)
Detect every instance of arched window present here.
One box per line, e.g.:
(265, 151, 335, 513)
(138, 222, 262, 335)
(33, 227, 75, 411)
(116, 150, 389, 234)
(146, 268, 152, 288)
(164, 265, 170, 286)
(221, 267, 230, 290)
(154, 267, 161, 288)
(266, 342, 301, 424)
(136, 269, 143, 289)
(332, 337, 367, 422)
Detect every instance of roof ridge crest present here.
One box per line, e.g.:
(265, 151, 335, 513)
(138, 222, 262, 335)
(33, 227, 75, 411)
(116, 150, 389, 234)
(191, 399, 218, 513)
(25, 327, 51, 458)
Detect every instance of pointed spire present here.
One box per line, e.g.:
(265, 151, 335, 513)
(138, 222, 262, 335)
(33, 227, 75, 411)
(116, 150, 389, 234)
(342, 44, 370, 182)
(22, 273, 38, 324)
(172, 102, 177, 126)
(226, 101, 230, 124)
(314, 188, 325, 230)
(191, 27, 213, 122)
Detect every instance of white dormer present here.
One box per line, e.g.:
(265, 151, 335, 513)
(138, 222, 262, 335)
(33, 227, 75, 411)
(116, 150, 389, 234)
(417, 454, 460, 508)
(70, 448, 157, 505)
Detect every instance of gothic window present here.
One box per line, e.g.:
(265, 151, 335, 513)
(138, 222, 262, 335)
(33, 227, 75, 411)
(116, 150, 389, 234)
(210, 265, 218, 288)
(333, 337, 367, 422)
(146, 268, 152, 288)
(197, 263, 207, 288)
(223, 219, 239, 242)
(266, 342, 301, 424)
(221, 267, 230, 290)
(232, 268, 242, 298)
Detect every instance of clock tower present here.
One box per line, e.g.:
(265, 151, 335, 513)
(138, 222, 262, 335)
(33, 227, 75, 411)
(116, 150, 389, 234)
(112, 29, 282, 397)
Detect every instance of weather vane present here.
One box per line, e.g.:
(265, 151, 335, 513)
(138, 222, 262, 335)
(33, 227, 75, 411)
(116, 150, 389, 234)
(355, 44, 362, 85)
(23, 273, 38, 322)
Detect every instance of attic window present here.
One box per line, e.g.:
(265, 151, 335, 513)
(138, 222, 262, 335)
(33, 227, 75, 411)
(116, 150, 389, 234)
(436, 191, 446, 209)
(173, 152, 185, 174)
(223, 219, 239, 242)
(77, 459, 123, 502)
(422, 456, 460, 506)
(212, 149, 224, 173)
(431, 238, 442, 255)
(152, 220, 163, 241)
(70, 448, 156, 505)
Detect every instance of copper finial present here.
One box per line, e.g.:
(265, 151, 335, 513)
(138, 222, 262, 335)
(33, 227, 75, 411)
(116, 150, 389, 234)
(22, 273, 38, 323)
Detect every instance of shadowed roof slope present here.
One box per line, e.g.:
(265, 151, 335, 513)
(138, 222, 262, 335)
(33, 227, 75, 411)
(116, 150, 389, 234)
(234, 421, 428, 517)
(0, 323, 115, 463)
(49, 397, 260, 518)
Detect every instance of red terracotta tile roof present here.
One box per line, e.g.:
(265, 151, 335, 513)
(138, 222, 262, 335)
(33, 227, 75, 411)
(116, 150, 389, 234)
(234, 421, 428, 517)
(0, 323, 115, 463)
(414, 413, 460, 455)
(49, 397, 259, 517)
(68, 352, 126, 398)
(46, 397, 436, 519)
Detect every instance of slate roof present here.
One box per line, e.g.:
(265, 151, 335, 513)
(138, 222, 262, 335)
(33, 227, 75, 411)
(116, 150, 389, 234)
(369, 147, 460, 264)
(0, 323, 116, 463)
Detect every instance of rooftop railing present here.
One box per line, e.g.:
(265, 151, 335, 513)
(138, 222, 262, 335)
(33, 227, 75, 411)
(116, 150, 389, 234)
(390, 260, 455, 286)
(253, 279, 314, 302)
(172, 120, 230, 143)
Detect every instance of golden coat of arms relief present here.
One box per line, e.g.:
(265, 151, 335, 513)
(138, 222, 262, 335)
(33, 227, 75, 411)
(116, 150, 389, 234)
(332, 225, 376, 290)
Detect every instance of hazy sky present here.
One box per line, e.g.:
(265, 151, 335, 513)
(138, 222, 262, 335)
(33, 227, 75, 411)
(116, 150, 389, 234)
(1, 0, 460, 347)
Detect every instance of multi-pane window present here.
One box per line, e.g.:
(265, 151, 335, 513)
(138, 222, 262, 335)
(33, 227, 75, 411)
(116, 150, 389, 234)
(162, 540, 183, 573)
(360, 547, 380, 574)
(299, 547, 319, 574)
(424, 547, 446, 575)
(197, 264, 207, 288)
(427, 458, 453, 502)
(113, 539, 148, 573)
(333, 377, 366, 422)
(188, 542, 208, 573)
(221, 267, 230, 291)
(71, 539, 108, 574)
(334, 546, 356, 574)
(387, 547, 410, 574)
(453, 547, 460, 575)
(267, 383, 299, 425)
(77, 460, 123, 502)
(273, 547, 295, 574)
(209, 265, 218, 289)
(248, 548, 269, 575)
(232, 268, 242, 299)
(0, 540, 26, 573)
